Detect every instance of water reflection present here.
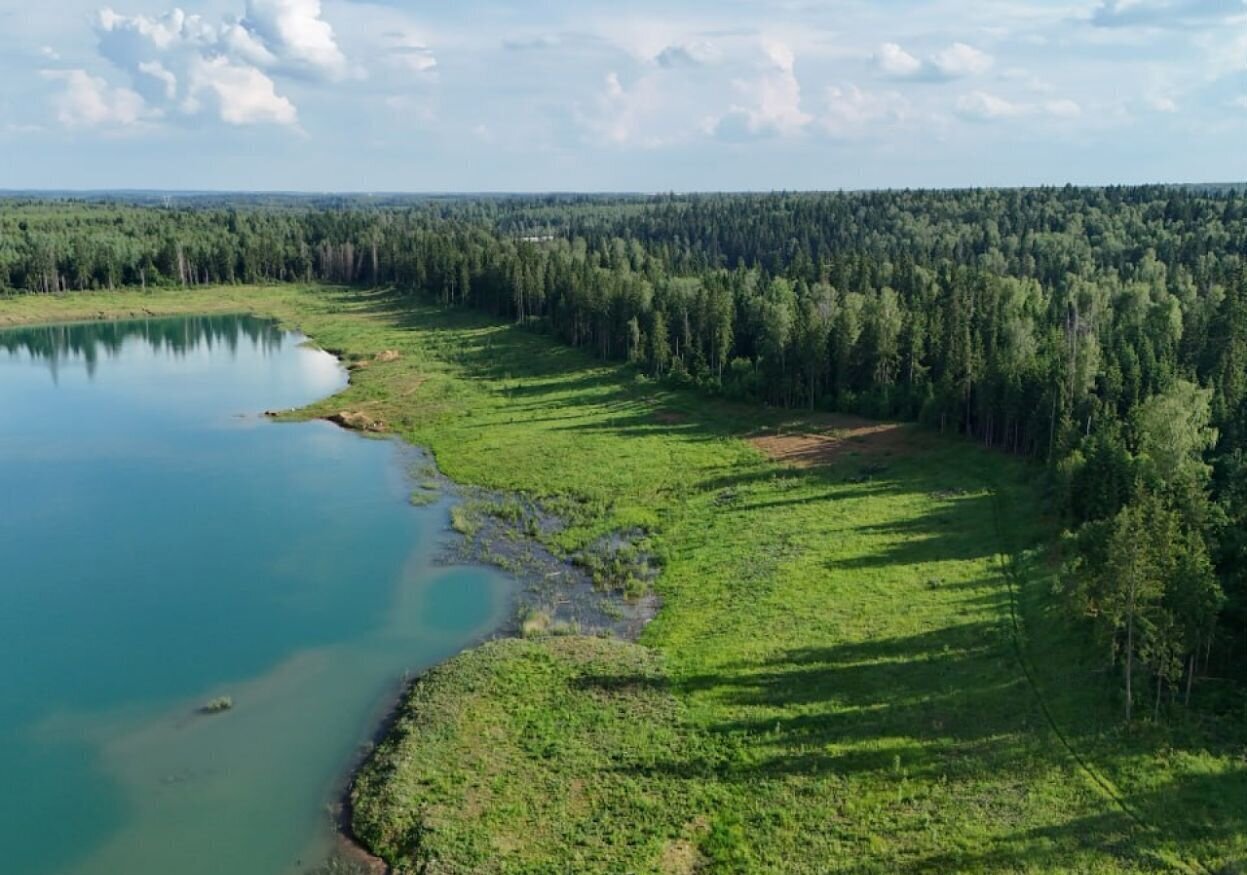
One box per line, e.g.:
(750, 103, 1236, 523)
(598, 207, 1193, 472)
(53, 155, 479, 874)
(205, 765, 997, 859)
(0, 315, 284, 380)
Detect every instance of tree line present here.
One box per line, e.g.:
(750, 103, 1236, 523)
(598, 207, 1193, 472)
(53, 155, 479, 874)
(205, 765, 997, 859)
(2, 187, 1246, 719)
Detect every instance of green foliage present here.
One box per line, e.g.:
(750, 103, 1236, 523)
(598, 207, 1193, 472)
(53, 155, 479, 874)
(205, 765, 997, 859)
(408, 489, 438, 506)
(350, 637, 702, 874)
(702, 811, 752, 872)
(449, 504, 479, 537)
(1067, 492, 1223, 720)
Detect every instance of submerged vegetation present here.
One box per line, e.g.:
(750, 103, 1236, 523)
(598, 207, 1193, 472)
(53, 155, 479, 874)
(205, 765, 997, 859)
(199, 695, 234, 714)
(4, 185, 1247, 871)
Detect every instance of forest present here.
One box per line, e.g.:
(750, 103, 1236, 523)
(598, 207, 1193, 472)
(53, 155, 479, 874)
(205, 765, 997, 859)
(3, 186, 1246, 723)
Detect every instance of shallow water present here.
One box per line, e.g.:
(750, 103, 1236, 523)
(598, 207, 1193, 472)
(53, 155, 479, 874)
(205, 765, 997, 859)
(0, 315, 514, 875)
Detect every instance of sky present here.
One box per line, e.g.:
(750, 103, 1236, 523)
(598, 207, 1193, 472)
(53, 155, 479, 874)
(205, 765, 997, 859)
(0, 0, 1245, 192)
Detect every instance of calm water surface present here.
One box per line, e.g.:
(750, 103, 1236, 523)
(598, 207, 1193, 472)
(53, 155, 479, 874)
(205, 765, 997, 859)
(0, 315, 514, 875)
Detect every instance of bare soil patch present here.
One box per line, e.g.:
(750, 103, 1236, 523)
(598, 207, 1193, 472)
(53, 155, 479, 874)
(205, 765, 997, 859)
(748, 413, 918, 468)
(328, 410, 388, 433)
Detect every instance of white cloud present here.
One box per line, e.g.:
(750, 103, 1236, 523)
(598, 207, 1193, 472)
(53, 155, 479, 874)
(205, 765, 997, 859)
(716, 39, 811, 139)
(221, 21, 280, 68)
(91, 6, 315, 127)
(1044, 97, 1082, 117)
(875, 41, 993, 81)
(580, 70, 679, 147)
(956, 90, 1082, 121)
(931, 43, 993, 77)
(242, 0, 350, 80)
(186, 55, 298, 126)
(956, 90, 1025, 119)
(41, 69, 148, 128)
(999, 68, 1055, 93)
(874, 42, 923, 78)
(820, 84, 908, 138)
(592, 71, 635, 144)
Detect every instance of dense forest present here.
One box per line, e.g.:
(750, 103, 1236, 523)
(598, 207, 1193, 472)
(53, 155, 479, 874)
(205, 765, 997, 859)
(3, 187, 1246, 720)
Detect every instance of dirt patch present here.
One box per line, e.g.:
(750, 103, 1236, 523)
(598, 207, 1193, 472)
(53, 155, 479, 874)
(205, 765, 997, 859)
(749, 414, 916, 468)
(653, 410, 689, 425)
(657, 839, 703, 875)
(328, 410, 388, 433)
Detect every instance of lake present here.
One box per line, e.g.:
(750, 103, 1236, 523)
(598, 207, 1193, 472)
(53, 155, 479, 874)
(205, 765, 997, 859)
(0, 315, 514, 874)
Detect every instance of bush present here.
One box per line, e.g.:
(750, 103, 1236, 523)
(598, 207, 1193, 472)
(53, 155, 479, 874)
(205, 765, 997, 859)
(201, 696, 233, 714)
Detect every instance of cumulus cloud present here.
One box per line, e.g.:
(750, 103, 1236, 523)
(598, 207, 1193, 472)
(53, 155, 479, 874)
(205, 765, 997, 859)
(51, 2, 360, 130)
(955, 90, 1025, 119)
(874, 42, 923, 78)
(579, 70, 678, 147)
(715, 39, 811, 140)
(93, 10, 290, 126)
(874, 41, 993, 81)
(185, 55, 298, 125)
(591, 71, 637, 144)
(41, 69, 148, 128)
(241, 0, 349, 80)
(956, 90, 1081, 121)
(820, 84, 909, 139)
(931, 43, 993, 77)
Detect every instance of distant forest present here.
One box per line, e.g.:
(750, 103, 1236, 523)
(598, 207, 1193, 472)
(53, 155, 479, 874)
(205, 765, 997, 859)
(4, 186, 1246, 719)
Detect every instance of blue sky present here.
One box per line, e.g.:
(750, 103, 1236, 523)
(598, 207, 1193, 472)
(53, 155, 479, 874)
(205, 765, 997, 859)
(1, 0, 1245, 191)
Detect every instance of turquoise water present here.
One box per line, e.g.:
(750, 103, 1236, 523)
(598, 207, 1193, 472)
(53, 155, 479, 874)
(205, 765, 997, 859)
(0, 316, 514, 875)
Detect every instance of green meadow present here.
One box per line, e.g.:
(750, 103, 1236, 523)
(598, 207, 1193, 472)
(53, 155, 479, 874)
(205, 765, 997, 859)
(5, 285, 1244, 874)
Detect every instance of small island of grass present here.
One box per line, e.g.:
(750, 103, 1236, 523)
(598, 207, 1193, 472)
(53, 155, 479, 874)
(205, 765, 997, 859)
(199, 696, 234, 715)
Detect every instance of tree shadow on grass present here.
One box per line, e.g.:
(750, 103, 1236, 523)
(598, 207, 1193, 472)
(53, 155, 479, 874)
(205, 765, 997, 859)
(598, 628, 1246, 871)
(894, 765, 1247, 875)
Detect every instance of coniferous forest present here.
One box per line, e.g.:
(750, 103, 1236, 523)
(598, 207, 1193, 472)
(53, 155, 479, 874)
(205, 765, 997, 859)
(4, 187, 1247, 722)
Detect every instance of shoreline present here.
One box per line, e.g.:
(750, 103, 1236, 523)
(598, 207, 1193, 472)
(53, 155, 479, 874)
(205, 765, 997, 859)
(295, 351, 661, 874)
(0, 302, 651, 874)
(0, 296, 661, 873)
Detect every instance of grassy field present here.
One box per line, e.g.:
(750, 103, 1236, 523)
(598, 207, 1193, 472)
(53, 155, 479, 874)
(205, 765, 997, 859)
(4, 286, 1245, 874)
